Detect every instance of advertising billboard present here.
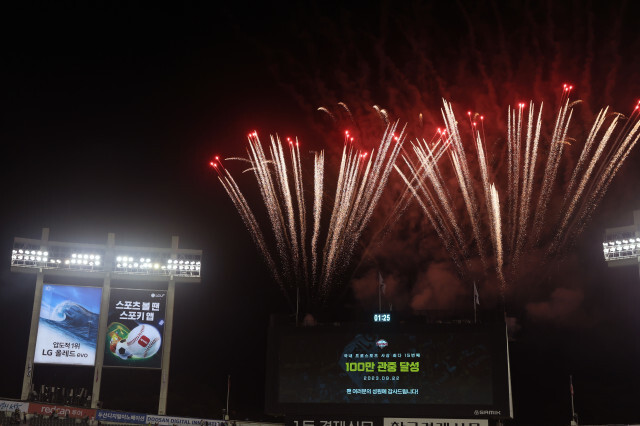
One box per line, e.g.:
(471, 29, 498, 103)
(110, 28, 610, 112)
(266, 322, 512, 419)
(0, 400, 29, 413)
(34, 284, 102, 366)
(145, 415, 225, 426)
(28, 403, 96, 419)
(103, 288, 166, 368)
(95, 410, 147, 424)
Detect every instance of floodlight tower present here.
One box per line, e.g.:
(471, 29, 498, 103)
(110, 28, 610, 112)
(601, 210, 640, 276)
(10, 228, 202, 415)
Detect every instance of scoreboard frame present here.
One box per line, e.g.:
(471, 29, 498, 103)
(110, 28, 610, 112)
(265, 320, 513, 420)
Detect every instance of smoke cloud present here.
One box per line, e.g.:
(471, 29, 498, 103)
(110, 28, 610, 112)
(525, 287, 585, 326)
(409, 262, 464, 311)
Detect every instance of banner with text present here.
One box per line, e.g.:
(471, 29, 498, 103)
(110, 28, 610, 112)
(28, 403, 96, 419)
(145, 415, 226, 425)
(103, 288, 166, 368)
(384, 418, 488, 426)
(34, 284, 102, 366)
(287, 417, 382, 426)
(0, 400, 29, 413)
(96, 409, 147, 424)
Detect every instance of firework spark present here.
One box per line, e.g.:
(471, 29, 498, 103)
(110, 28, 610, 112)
(216, 125, 404, 308)
(398, 95, 640, 291)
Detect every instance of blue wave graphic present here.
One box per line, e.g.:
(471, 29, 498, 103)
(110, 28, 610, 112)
(41, 301, 99, 348)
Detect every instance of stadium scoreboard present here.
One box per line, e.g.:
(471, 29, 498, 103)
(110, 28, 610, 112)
(266, 321, 513, 420)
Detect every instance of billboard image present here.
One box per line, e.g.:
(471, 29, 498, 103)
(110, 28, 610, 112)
(104, 288, 166, 368)
(34, 284, 102, 366)
(266, 322, 512, 419)
(28, 403, 96, 419)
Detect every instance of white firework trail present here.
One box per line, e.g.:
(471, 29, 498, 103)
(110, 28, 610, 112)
(476, 119, 505, 287)
(317, 107, 336, 122)
(398, 95, 640, 292)
(290, 138, 309, 286)
(270, 137, 301, 284)
(553, 111, 640, 252)
(506, 105, 514, 251)
(531, 100, 574, 244)
(373, 105, 384, 123)
(441, 100, 489, 268)
(217, 125, 404, 308)
(394, 132, 467, 272)
(320, 124, 405, 295)
(338, 101, 355, 123)
(245, 135, 291, 281)
(548, 109, 616, 253)
(218, 167, 284, 290)
(560, 107, 611, 206)
(507, 103, 524, 254)
(380, 109, 390, 126)
(511, 102, 543, 269)
(311, 151, 324, 288)
(489, 183, 505, 287)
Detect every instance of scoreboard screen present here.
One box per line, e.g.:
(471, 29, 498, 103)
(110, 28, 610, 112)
(265, 321, 512, 419)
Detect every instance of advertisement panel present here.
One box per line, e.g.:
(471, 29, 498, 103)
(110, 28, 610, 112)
(34, 284, 102, 366)
(103, 288, 166, 368)
(266, 322, 512, 419)
(287, 417, 381, 426)
(384, 418, 488, 426)
(96, 410, 146, 424)
(28, 403, 96, 419)
(0, 400, 29, 413)
(145, 415, 226, 426)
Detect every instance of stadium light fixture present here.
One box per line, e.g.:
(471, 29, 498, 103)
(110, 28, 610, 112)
(12, 234, 201, 280)
(602, 212, 640, 268)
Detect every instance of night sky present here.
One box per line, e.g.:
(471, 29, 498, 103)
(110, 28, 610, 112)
(1, 2, 640, 425)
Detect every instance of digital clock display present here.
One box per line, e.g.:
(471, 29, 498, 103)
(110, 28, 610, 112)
(373, 313, 391, 322)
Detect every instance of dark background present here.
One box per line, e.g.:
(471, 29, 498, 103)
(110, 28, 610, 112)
(1, 2, 640, 425)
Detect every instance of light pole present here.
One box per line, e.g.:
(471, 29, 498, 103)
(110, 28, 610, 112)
(11, 228, 202, 415)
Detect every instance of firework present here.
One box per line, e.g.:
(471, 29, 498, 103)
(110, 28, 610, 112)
(397, 94, 640, 290)
(215, 125, 404, 308)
